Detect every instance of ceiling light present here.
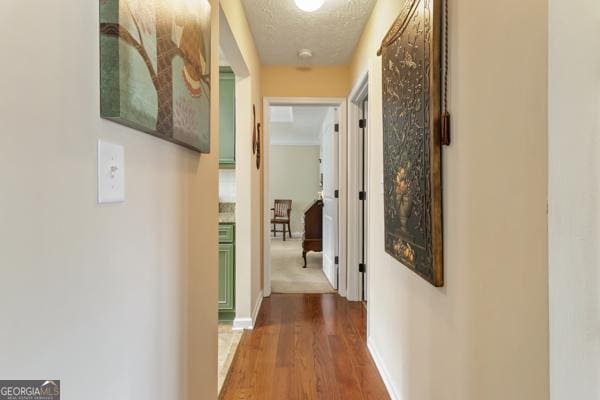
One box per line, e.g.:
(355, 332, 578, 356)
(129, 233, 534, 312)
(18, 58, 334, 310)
(298, 49, 313, 59)
(294, 0, 325, 12)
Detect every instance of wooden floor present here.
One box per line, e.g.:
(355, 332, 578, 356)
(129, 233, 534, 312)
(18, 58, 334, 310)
(219, 293, 390, 400)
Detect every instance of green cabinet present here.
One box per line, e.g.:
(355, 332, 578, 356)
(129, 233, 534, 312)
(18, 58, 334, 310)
(218, 224, 235, 321)
(219, 67, 235, 168)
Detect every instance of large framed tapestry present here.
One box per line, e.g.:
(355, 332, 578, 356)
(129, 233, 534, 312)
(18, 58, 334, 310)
(100, 0, 211, 153)
(378, 0, 444, 286)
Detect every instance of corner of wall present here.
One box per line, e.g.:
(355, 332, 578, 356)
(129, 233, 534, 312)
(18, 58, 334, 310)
(367, 338, 401, 400)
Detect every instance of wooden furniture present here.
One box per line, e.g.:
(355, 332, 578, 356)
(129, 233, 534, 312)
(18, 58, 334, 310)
(219, 67, 235, 168)
(271, 199, 292, 241)
(218, 223, 235, 321)
(302, 199, 323, 268)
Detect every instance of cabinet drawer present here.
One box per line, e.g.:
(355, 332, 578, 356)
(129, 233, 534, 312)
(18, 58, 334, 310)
(219, 224, 235, 243)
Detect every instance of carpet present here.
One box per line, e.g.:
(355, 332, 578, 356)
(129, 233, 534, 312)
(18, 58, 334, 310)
(270, 238, 335, 293)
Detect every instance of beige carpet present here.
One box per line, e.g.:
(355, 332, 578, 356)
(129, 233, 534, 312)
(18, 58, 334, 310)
(271, 238, 335, 293)
(218, 323, 242, 394)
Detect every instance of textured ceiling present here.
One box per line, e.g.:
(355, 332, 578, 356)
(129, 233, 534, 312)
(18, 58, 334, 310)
(241, 0, 377, 65)
(270, 106, 332, 145)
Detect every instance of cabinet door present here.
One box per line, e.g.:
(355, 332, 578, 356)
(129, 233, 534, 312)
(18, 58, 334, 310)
(219, 67, 235, 167)
(218, 243, 235, 313)
(218, 224, 235, 243)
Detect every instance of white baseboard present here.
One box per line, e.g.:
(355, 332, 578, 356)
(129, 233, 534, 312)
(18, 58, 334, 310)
(232, 317, 252, 331)
(367, 337, 400, 400)
(232, 291, 264, 331)
(252, 290, 264, 324)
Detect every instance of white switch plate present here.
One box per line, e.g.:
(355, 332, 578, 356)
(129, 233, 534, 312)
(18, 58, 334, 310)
(98, 140, 125, 204)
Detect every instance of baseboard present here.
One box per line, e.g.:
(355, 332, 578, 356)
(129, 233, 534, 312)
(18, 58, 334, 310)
(251, 291, 264, 325)
(232, 317, 252, 331)
(367, 337, 400, 400)
(232, 291, 264, 331)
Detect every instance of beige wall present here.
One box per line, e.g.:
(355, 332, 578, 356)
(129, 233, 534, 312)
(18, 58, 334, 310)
(351, 1, 549, 399)
(549, 0, 600, 398)
(349, 0, 392, 83)
(262, 65, 350, 98)
(220, 0, 264, 325)
(270, 145, 321, 234)
(0, 1, 219, 399)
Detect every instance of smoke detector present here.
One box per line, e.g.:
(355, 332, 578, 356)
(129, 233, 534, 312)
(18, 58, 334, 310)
(298, 49, 313, 59)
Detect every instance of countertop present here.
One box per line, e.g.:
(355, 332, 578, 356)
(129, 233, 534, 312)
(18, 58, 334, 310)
(219, 203, 235, 224)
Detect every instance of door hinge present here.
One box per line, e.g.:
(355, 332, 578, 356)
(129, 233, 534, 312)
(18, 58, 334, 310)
(359, 118, 367, 129)
(334, 190, 339, 198)
(334, 123, 340, 132)
(359, 191, 367, 201)
(335, 256, 339, 265)
(359, 263, 366, 273)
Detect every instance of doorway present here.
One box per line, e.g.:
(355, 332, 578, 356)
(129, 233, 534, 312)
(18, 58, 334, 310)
(269, 105, 337, 293)
(217, 4, 250, 394)
(263, 98, 348, 298)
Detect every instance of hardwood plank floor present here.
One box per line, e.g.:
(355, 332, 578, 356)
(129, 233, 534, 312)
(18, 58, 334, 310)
(219, 293, 390, 400)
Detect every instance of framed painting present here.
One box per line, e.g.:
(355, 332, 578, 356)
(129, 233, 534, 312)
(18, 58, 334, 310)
(378, 0, 444, 286)
(100, 0, 211, 153)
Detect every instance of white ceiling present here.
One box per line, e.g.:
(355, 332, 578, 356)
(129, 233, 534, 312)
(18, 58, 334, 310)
(241, 0, 377, 65)
(270, 106, 331, 145)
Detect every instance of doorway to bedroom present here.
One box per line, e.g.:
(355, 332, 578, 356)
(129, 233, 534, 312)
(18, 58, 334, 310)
(266, 102, 341, 294)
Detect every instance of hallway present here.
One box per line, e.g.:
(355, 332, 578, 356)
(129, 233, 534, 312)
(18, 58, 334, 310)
(1, 0, 586, 398)
(219, 294, 389, 399)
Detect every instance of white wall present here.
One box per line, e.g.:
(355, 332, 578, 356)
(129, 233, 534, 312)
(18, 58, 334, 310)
(269, 145, 321, 235)
(0, 1, 219, 399)
(351, 0, 549, 399)
(549, 1, 600, 398)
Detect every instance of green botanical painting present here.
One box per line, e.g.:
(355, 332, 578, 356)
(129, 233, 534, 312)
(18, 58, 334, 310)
(100, 0, 211, 153)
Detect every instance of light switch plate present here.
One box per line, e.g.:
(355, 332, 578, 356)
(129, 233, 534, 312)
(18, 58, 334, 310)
(98, 140, 125, 204)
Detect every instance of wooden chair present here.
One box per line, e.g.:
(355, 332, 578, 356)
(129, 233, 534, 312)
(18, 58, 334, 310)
(271, 199, 292, 241)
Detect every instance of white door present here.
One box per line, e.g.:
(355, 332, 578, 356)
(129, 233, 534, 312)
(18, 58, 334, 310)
(321, 108, 339, 289)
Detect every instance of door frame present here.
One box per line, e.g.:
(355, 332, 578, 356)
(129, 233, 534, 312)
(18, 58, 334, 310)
(347, 71, 369, 302)
(263, 97, 348, 298)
